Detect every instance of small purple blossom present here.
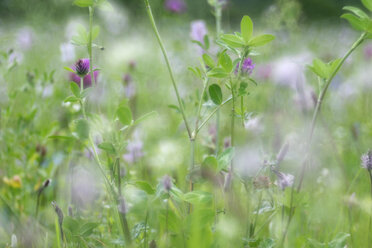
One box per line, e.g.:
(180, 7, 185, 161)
(275, 172, 294, 190)
(361, 150, 372, 170)
(190, 20, 208, 44)
(74, 59, 90, 76)
(364, 44, 372, 60)
(223, 137, 231, 149)
(123, 132, 144, 164)
(17, 27, 33, 50)
(69, 59, 98, 88)
(235, 58, 255, 75)
(162, 175, 173, 192)
(165, 0, 186, 13)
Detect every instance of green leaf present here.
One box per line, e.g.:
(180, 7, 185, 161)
(241, 15, 253, 43)
(343, 6, 369, 19)
(75, 119, 90, 140)
(134, 181, 155, 195)
(188, 66, 202, 78)
(64, 95, 80, 103)
(208, 84, 223, 105)
(98, 142, 116, 154)
(220, 34, 245, 48)
(362, 0, 372, 12)
(48, 135, 76, 141)
(341, 13, 367, 31)
(217, 147, 235, 171)
(183, 191, 212, 205)
(238, 82, 249, 96)
(203, 35, 210, 50)
(308, 58, 329, 79)
(202, 156, 218, 170)
(70, 82, 80, 97)
(80, 222, 99, 237)
(202, 54, 215, 68)
(92, 26, 100, 41)
(218, 51, 233, 72)
(64, 66, 75, 73)
(207, 67, 229, 78)
(248, 34, 275, 47)
(328, 233, 350, 248)
(116, 106, 133, 126)
(81, 88, 92, 98)
(63, 216, 80, 234)
(133, 111, 157, 125)
(73, 0, 94, 7)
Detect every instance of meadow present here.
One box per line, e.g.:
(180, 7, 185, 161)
(2, 0, 372, 247)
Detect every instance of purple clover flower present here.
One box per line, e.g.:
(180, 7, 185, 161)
(235, 58, 255, 75)
(165, 0, 186, 13)
(162, 175, 173, 192)
(123, 132, 144, 164)
(74, 59, 90, 76)
(275, 172, 294, 190)
(361, 150, 372, 170)
(123, 74, 136, 99)
(69, 58, 98, 88)
(190, 20, 208, 44)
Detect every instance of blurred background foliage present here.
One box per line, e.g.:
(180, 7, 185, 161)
(0, 0, 367, 25)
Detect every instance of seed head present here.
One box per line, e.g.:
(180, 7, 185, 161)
(361, 150, 372, 170)
(162, 175, 173, 192)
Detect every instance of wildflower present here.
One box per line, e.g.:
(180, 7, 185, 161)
(162, 175, 173, 192)
(69, 58, 98, 88)
(11, 234, 17, 248)
(361, 150, 372, 170)
(51, 201, 64, 239)
(165, 0, 186, 13)
(74, 59, 90, 77)
(16, 27, 33, 50)
(123, 74, 136, 99)
(364, 44, 372, 60)
(208, 124, 217, 145)
(3, 175, 22, 188)
(190, 20, 208, 44)
(275, 172, 294, 190)
(244, 115, 263, 133)
(123, 131, 144, 164)
(235, 58, 255, 75)
(223, 137, 231, 149)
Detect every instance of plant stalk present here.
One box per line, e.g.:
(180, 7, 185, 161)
(281, 32, 367, 244)
(144, 0, 191, 138)
(88, 6, 95, 86)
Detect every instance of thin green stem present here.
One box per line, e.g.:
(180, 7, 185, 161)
(368, 170, 372, 247)
(196, 96, 232, 134)
(144, 0, 191, 138)
(214, 1, 222, 155)
(297, 32, 367, 192)
(214, 1, 222, 36)
(194, 78, 209, 134)
(282, 32, 367, 244)
(88, 7, 95, 86)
